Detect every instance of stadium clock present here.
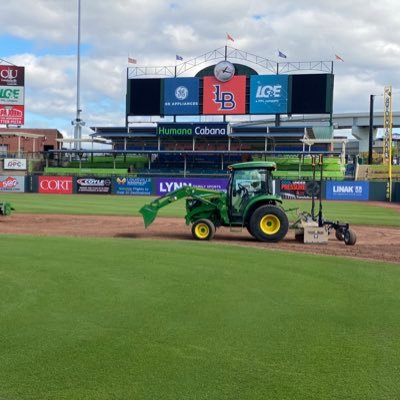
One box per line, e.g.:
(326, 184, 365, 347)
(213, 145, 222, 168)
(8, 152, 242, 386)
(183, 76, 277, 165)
(213, 61, 235, 82)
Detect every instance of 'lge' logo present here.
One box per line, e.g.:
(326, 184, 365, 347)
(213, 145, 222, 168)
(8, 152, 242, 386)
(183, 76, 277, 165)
(213, 85, 236, 110)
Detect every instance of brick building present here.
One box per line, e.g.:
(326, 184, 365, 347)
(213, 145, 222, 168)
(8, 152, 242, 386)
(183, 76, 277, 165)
(0, 128, 63, 157)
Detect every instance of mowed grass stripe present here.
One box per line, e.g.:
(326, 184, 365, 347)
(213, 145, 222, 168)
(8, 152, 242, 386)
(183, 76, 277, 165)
(1, 193, 400, 226)
(0, 236, 399, 399)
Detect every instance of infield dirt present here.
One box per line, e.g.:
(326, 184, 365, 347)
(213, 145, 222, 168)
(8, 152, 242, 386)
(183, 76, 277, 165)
(1, 210, 400, 264)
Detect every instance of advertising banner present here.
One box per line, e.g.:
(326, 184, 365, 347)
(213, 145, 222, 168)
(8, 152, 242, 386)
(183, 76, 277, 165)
(4, 158, 27, 170)
(0, 175, 25, 192)
(157, 123, 227, 137)
(0, 86, 24, 105)
(383, 86, 393, 201)
(383, 86, 392, 165)
(0, 66, 24, 86)
(155, 177, 228, 195)
(203, 75, 246, 115)
(250, 75, 289, 114)
(326, 181, 369, 201)
(0, 105, 24, 125)
(164, 77, 199, 115)
(39, 176, 73, 194)
(77, 177, 112, 194)
(116, 177, 152, 195)
(280, 180, 315, 199)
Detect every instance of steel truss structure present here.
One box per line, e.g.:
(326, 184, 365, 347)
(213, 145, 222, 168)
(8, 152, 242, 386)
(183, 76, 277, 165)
(127, 46, 334, 78)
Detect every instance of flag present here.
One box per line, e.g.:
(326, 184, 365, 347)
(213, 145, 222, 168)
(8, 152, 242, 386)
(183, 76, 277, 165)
(278, 50, 287, 59)
(227, 33, 234, 42)
(335, 54, 344, 62)
(128, 57, 137, 64)
(176, 54, 183, 61)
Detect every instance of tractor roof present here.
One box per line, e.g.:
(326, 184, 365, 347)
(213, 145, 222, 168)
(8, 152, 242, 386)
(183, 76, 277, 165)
(228, 161, 277, 170)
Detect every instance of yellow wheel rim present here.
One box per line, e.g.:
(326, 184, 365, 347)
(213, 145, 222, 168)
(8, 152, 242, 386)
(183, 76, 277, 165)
(260, 214, 280, 235)
(194, 223, 210, 239)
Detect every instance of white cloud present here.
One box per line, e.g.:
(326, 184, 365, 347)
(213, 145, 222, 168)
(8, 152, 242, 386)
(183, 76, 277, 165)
(1, 0, 400, 138)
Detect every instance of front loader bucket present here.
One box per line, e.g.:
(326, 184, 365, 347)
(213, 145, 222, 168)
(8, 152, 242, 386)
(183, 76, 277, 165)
(139, 204, 159, 228)
(0, 202, 14, 216)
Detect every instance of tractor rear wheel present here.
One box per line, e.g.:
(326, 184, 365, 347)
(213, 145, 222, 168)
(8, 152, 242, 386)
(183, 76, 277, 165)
(192, 219, 216, 241)
(248, 205, 289, 242)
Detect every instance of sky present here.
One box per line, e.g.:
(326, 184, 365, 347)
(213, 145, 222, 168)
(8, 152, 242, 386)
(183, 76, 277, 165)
(1, 0, 400, 139)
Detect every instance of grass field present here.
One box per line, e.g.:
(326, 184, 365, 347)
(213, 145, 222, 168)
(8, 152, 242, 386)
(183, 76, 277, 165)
(0, 236, 400, 400)
(1, 192, 400, 226)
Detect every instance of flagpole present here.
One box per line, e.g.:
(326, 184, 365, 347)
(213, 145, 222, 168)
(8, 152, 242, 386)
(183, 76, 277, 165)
(126, 65, 129, 130)
(173, 58, 177, 122)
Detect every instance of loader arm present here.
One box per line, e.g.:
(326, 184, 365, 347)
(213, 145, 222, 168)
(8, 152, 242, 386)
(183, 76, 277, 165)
(139, 186, 223, 228)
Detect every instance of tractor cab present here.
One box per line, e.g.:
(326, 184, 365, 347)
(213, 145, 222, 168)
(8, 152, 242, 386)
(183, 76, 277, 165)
(227, 161, 276, 219)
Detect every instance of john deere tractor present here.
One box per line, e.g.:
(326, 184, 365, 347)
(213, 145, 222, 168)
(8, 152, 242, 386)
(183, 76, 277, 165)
(139, 161, 289, 242)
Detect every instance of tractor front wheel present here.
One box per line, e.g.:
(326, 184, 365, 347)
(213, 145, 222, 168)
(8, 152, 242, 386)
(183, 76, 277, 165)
(248, 205, 289, 242)
(192, 219, 216, 241)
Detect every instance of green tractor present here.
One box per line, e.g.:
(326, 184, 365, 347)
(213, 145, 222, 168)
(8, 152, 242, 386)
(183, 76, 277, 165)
(139, 161, 289, 242)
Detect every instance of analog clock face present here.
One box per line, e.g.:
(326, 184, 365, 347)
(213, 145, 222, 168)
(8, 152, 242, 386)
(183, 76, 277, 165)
(213, 61, 235, 82)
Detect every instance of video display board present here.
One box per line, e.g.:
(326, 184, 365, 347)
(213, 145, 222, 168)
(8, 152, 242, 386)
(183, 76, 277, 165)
(126, 78, 162, 116)
(0, 66, 24, 86)
(164, 77, 199, 115)
(250, 75, 289, 114)
(202, 75, 246, 115)
(0, 66, 25, 125)
(0, 87, 24, 105)
(290, 74, 334, 114)
(126, 70, 334, 117)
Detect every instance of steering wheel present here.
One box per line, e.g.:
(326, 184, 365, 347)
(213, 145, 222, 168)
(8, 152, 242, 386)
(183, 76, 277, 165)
(237, 183, 249, 197)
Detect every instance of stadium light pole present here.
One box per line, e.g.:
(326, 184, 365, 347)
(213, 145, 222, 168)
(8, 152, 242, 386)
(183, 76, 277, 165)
(72, 0, 85, 150)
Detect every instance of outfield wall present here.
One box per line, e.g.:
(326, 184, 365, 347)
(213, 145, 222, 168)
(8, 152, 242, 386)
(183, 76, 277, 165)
(1, 174, 399, 202)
